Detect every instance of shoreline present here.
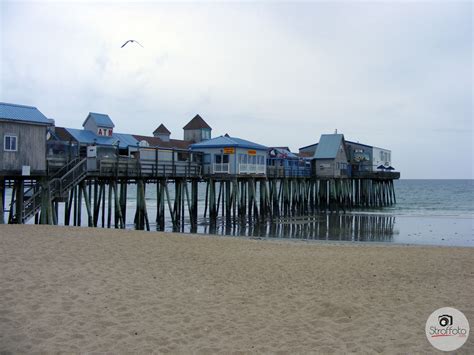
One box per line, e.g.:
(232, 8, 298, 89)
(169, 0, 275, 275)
(12, 222, 474, 248)
(1, 225, 473, 353)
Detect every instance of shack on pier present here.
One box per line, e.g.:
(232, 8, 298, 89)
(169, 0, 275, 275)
(53, 112, 139, 156)
(300, 137, 396, 178)
(343, 141, 372, 174)
(190, 135, 267, 176)
(344, 142, 393, 177)
(0, 102, 51, 176)
(267, 147, 311, 177)
(313, 134, 350, 178)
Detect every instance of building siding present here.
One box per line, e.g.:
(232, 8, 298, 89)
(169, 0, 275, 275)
(346, 141, 373, 172)
(184, 128, 210, 143)
(372, 147, 392, 170)
(314, 142, 348, 177)
(0, 121, 47, 174)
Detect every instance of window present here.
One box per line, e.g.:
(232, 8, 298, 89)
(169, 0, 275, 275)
(239, 154, 247, 164)
(203, 154, 211, 164)
(177, 152, 189, 161)
(4, 135, 17, 151)
(215, 154, 229, 164)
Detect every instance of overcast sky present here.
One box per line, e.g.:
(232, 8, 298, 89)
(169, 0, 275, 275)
(1, 1, 472, 178)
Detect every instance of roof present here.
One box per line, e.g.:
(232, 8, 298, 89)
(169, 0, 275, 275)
(299, 142, 319, 151)
(314, 134, 345, 159)
(183, 114, 211, 130)
(0, 102, 50, 125)
(301, 140, 374, 151)
(64, 128, 137, 149)
(153, 124, 171, 135)
(133, 135, 191, 150)
(190, 135, 267, 151)
(345, 140, 373, 149)
(54, 127, 75, 141)
(83, 112, 115, 128)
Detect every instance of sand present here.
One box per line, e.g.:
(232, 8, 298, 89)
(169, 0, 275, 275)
(0, 225, 473, 354)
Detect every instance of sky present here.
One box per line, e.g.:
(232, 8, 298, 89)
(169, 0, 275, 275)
(0, 0, 472, 179)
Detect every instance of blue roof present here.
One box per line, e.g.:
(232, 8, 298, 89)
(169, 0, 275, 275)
(83, 112, 115, 128)
(113, 133, 140, 148)
(0, 102, 50, 125)
(65, 128, 138, 149)
(302, 140, 373, 151)
(314, 134, 345, 159)
(190, 135, 267, 150)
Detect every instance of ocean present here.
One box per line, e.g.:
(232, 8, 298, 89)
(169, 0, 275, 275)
(4, 179, 474, 247)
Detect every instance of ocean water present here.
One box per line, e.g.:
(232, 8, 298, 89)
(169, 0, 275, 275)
(388, 180, 474, 218)
(3, 179, 473, 247)
(184, 179, 474, 247)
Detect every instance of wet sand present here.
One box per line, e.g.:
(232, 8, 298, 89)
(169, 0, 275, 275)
(0, 225, 473, 353)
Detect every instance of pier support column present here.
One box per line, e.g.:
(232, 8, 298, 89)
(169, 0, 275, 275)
(191, 180, 198, 231)
(14, 179, 24, 224)
(0, 178, 5, 224)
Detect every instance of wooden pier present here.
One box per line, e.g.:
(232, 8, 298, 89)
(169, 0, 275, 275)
(0, 156, 399, 231)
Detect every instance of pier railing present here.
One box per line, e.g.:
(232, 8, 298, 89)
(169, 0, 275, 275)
(352, 171, 400, 180)
(238, 164, 266, 175)
(213, 163, 230, 174)
(19, 158, 88, 222)
(95, 158, 201, 178)
(266, 165, 311, 178)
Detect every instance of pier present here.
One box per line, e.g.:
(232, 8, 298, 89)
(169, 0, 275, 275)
(0, 102, 400, 231)
(1, 155, 399, 231)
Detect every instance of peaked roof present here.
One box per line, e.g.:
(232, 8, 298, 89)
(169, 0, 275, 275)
(63, 127, 137, 149)
(183, 114, 211, 130)
(314, 134, 345, 159)
(153, 124, 171, 135)
(0, 102, 50, 125)
(190, 135, 267, 150)
(83, 112, 115, 128)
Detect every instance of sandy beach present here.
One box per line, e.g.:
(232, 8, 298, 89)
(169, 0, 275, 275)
(0, 225, 473, 353)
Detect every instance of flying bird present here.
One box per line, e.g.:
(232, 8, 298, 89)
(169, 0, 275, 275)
(121, 40, 144, 48)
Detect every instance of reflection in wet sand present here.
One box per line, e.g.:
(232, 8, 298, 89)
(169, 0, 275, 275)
(200, 214, 397, 242)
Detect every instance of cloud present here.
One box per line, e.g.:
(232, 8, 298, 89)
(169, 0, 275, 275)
(0, 1, 472, 178)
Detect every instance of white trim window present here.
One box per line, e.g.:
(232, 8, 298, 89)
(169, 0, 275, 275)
(4, 134, 17, 152)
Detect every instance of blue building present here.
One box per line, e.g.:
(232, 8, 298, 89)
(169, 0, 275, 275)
(190, 135, 267, 176)
(267, 147, 311, 177)
(53, 112, 139, 158)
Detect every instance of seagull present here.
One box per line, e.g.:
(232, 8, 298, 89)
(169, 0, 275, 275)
(121, 40, 144, 48)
